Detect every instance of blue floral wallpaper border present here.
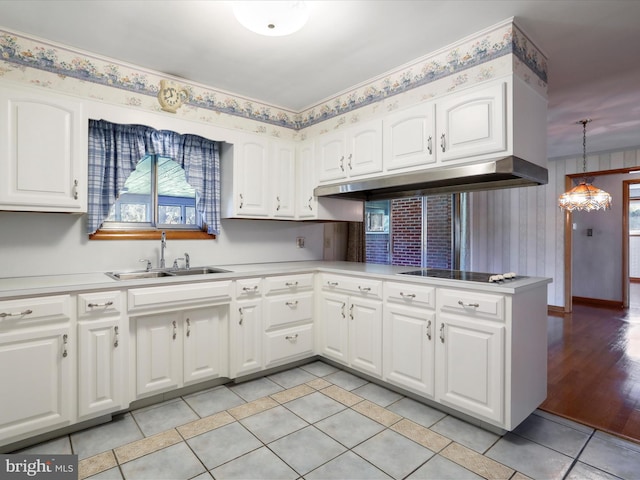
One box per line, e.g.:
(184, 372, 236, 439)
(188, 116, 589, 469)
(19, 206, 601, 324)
(0, 21, 546, 131)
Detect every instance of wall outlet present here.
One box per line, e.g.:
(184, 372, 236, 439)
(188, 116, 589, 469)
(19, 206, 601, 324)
(296, 237, 305, 248)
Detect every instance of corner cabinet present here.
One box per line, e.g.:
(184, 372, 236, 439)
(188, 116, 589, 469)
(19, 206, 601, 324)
(0, 83, 87, 212)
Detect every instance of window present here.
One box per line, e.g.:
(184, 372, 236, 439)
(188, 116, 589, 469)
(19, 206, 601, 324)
(87, 120, 220, 240)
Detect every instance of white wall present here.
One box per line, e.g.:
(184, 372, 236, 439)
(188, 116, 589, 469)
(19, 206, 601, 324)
(0, 211, 324, 277)
(470, 147, 640, 307)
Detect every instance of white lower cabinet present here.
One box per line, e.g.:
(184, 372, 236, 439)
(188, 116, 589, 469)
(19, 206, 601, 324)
(135, 305, 229, 397)
(0, 295, 73, 445)
(231, 278, 264, 377)
(319, 274, 383, 377)
(77, 291, 126, 419)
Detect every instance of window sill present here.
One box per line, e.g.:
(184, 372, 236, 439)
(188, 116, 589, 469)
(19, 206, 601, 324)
(89, 229, 216, 240)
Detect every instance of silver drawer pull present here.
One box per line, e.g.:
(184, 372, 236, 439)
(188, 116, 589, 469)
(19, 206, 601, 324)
(327, 281, 339, 286)
(242, 285, 259, 292)
(172, 320, 177, 340)
(0, 309, 33, 318)
(426, 320, 432, 340)
(88, 301, 114, 308)
(62, 333, 68, 357)
(114, 326, 119, 348)
(186, 318, 191, 337)
(358, 286, 371, 292)
(239, 307, 244, 325)
(457, 300, 480, 308)
(440, 323, 445, 343)
(285, 334, 299, 341)
(285, 300, 298, 307)
(285, 281, 299, 287)
(400, 292, 416, 299)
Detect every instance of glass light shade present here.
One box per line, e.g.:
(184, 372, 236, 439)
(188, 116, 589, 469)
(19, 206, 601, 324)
(558, 181, 612, 212)
(233, 1, 309, 36)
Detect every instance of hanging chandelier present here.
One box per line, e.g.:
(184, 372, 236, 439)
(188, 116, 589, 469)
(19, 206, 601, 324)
(558, 119, 612, 212)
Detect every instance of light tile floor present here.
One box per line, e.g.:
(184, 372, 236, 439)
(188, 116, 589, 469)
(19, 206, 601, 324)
(14, 361, 640, 480)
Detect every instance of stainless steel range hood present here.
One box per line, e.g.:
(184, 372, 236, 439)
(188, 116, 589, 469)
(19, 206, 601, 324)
(313, 156, 548, 200)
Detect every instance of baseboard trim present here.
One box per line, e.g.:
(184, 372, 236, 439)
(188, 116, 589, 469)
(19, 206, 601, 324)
(547, 305, 566, 316)
(572, 296, 624, 309)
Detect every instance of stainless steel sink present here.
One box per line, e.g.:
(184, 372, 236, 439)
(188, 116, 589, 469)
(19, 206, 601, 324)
(168, 267, 230, 276)
(105, 270, 173, 281)
(106, 267, 230, 280)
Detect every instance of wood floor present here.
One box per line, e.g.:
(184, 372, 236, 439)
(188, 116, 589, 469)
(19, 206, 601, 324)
(540, 301, 640, 443)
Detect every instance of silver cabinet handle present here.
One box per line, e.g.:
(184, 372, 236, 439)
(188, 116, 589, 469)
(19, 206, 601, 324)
(427, 135, 433, 155)
(348, 153, 353, 170)
(341, 302, 346, 318)
(62, 333, 68, 358)
(358, 286, 371, 293)
(285, 333, 299, 341)
(349, 304, 354, 320)
(242, 285, 259, 292)
(239, 193, 244, 209)
(73, 179, 79, 200)
(457, 300, 480, 308)
(88, 301, 114, 308)
(339, 155, 345, 171)
(285, 300, 298, 307)
(0, 309, 33, 318)
(285, 281, 299, 287)
(440, 323, 445, 343)
(400, 292, 416, 299)
(327, 281, 338, 286)
(426, 320, 432, 340)
(276, 196, 281, 211)
(114, 326, 119, 348)
(440, 133, 446, 152)
(172, 320, 177, 340)
(186, 318, 191, 337)
(308, 196, 313, 211)
(238, 307, 243, 325)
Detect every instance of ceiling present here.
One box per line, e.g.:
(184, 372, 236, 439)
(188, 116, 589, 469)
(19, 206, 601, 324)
(1, 0, 640, 159)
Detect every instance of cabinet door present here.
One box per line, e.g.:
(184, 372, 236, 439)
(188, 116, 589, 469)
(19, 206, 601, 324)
(348, 297, 383, 376)
(383, 104, 436, 171)
(183, 306, 228, 385)
(318, 292, 349, 363)
(384, 304, 435, 397)
(436, 314, 504, 423)
(272, 141, 296, 218)
(0, 325, 72, 441)
(296, 141, 317, 218)
(233, 300, 263, 377)
(78, 318, 123, 418)
(0, 86, 86, 212)
(234, 138, 270, 216)
(437, 81, 506, 163)
(316, 132, 346, 182)
(136, 313, 181, 396)
(347, 120, 383, 177)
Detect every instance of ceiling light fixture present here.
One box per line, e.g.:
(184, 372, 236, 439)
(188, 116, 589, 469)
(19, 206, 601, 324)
(233, 1, 309, 37)
(558, 119, 612, 212)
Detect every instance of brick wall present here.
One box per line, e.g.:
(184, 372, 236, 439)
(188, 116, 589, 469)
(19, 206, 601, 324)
(391, 197, 422, 266)
(425, 195, 452, 269)
(365, 233, 389, 264)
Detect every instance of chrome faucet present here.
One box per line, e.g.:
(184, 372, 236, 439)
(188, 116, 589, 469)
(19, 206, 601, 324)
(160, 231, 166, 269)
(184, 252, 190, 269)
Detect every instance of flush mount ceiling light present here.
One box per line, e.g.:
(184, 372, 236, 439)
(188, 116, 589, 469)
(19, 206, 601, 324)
(558, 119, 612, 212)
(233, 1, 309, 36)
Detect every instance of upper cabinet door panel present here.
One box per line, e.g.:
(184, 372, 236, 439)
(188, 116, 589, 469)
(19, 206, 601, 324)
(383, 103, 436, 171)
(235, 139, 270, 216)
(0, 85, 86, 212)
(437, 81, 506, 162)
(316, 133, 346, 183)
(348, 120, 383, 177)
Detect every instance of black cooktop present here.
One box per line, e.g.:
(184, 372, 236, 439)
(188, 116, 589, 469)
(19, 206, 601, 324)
(398, 268, 523, 283)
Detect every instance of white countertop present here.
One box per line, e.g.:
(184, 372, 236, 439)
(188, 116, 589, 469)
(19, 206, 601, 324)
(0, 261, 552, 300)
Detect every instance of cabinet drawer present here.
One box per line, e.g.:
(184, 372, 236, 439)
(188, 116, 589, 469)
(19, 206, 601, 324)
(128, 281, 232, 312)
(321, 274, 382, 299)
(264, 324, 314, 368)
(0, 295, 70, 330)
(264, 293, 313, 330)
(438, 289, 505, 321)
(264, 273, 313, 295)
(385, 282, 435, 309)
(77, 291, 122, 317)
(236, 278, 262, 298)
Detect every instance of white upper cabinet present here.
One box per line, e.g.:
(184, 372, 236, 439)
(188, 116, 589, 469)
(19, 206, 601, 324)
(0, 83, 86, 212)
(317, 118, 383, 182)
(383, 103, 436, 171)
(271, 140, 296, 218)
(229, 137, 270, 217)
(296, 140, 317, 219)
(436, 81, 506, 163)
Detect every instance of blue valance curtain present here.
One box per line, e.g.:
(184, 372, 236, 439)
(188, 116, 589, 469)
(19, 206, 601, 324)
(87, 120, 220, 235)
